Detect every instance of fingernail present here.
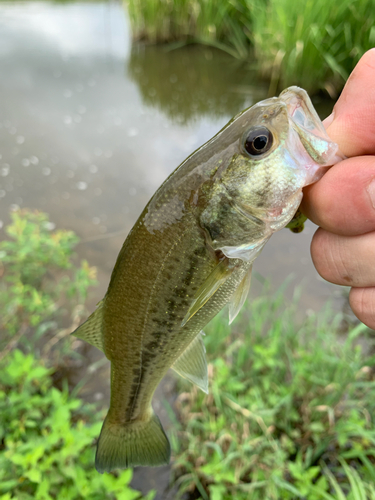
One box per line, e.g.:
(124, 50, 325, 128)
(323, 111, 335, 129)
(367, 178, 375, 210)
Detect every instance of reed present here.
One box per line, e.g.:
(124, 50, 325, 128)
(248, 0, 375, 95)
(126, 0, 250, 57)
(125, 0, 375, 95)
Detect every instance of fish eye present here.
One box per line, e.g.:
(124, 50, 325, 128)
(243, 127, 273, 157)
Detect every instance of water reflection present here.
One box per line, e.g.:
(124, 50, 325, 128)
(127, 44, 265, 124)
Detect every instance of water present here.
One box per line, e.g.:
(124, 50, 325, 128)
(0, 0, 342, 496)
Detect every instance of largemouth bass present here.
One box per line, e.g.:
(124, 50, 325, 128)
(73, 87, 343, 473)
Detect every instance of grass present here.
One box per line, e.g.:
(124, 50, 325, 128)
(169, 285, 375, 499)
(0, 349, 155, 500)
(126, 0, 250, 58)
(247, 0, 375, 96)
(125, 0, 375, 96)
(0, 210, 154, 499)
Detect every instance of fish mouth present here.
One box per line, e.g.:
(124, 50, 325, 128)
(279, 86, 345, 185)
(280, 86, 327, 140)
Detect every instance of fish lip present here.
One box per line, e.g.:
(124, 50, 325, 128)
(279, 86, 327, 140)
(279, 86, 345, 184)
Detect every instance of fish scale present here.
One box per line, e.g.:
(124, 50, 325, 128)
(72, 86, 343, 472)
(103, 208, 212, 419)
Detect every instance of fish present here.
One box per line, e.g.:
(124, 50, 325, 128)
(72, 86, 343, 473)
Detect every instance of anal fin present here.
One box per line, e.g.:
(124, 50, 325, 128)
(181, 259, 233, 327)
(229, 265, 252, 324)
(71, 299, 105, 352)
(172, 332, 208, 394)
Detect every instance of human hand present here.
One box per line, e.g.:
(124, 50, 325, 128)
(301, 49, 375, 329)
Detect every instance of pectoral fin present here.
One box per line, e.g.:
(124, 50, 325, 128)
(71, 299, 105, 352)
(181, 259, 233, 327)
(172, 332, 208, 393)
(229, 265, 252, 325)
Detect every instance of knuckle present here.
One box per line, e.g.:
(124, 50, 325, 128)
(311, 229, 353, 285)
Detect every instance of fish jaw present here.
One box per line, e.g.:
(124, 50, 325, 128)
(280, 86, 345, 186)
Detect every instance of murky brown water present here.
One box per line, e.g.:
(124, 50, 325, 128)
(0, 1, 344, 497)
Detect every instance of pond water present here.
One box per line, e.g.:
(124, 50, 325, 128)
(0, 1, 344, 497)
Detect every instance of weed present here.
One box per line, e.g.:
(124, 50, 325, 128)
(125, 0, 375, 95)
(171, 287, 375, 499)
(0, 349, 155, 500)
(0, 210, 154, 499)
(247, 0, 375, 96)
(0, 209, 97, 356)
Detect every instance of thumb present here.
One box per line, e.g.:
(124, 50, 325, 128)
(323, 48, 375, 157)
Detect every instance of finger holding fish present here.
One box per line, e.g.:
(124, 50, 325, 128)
(302, 49, 375, 231)
(301, 49, 375, 329)
(302, 156, 375, 236)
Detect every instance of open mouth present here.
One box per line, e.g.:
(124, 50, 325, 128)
(279, 86, 345, 183)
(280, 86, 329, 142)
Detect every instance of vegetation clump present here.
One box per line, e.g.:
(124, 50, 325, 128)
(2, 210, 375, 499)
(125, 0, 375, 95)
(0, 349, 154, 500)
(0, 210, 153, 500)
(171, 288, 375, 499)
(0, 209, 96, 354)
(249, 0, 375, 95)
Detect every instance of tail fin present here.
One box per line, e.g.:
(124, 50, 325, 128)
(95, 412, 171, 473)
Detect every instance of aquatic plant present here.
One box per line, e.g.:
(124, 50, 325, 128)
(170, 286, 375, 499)
(126, 0, 250, 58)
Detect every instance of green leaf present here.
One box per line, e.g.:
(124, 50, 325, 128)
(209, 484, 226, 500)
(24, 469, 42, 484)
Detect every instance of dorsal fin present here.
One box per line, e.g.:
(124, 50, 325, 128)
(172, 332, 208, 393)
(71, 299, 105, 352)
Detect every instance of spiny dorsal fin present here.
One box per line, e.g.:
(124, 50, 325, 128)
(181, 259, 233, 327)
(172, 332, 208, 394)
(71, 299, 105, 352)
(228, 265, 252, 325)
